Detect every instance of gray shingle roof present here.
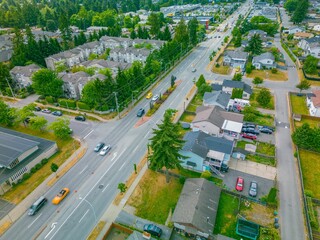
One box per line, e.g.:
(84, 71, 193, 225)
(211, 83, 222, 91)
(252, 52, 275, 62)
(0, 131, 40, 167)
(224, 49, 249, 60)
(203, 91, 231, 108)
(172, 178, 221, 235)
(305, 36, 320, 44)
(10, 64, 41, 77)
(223, 80, 253, 94)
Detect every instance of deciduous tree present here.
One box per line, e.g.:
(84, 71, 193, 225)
(32, 69, 63, 97)
(48, 117, 71, 139)
(29, 116, 48, 132)
(296, 80, 310, 93)
(257, 88, 272, 107)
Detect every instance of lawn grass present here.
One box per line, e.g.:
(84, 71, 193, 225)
(127, 170, 183, 225)
(253, 114, 274, 127)
(299, 149, 320, 199)
(236, 140, 248, 149)
(179, 112, 195, 122)
(256, 142, 275, 156)
(1, 126, 80, 204)
(212, 57, 231, 75)
(246, 154, 276, 166)
(246, 69, 288, 81)
(250, 89, 275, 110)
(213, 192, 239, 238)
(294, 117, 320, 128)
(290, 95, 309, 115)
(175, 168, 223, 185)
(186, 93, 203, 112)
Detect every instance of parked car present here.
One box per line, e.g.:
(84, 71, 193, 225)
(52, 111, 62, 116)
(137, 108, 145, 117)
(241, 133, 257, 140)
(75, 115, 86, 121)
(35, 106, 41, 111)
(52, 188, 70, 205)
(257, 125, 274, 132)
(146, 92, 153, 99)
(94, 142, 105, 152)
(42, 109, 51, 114)
(143, 224, 162, 237)
(244, 128, 260, 135)
(249, 181, 258, 197)
(99, 145, 111, 156)
(235, 177, 244, 192)
(260, 128, 273, 134)
(243, 123, 256, 128)
(151, 94, 159, 102)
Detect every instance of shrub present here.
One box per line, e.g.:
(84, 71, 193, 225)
(58, 99, 76, 109)
(215, 63, 220, 68)
(30, 167, 37, 174)
(41, 158, 48, 165)
(244, 113, 257, 122)
(45, 96, 55, 104)
(77, 102, 91, 110)
(305, 190, 314, 198)
(17, 179, 23, 184)
(179, 176, 186, 184)
(35, 163, 42, 170)
(271, 68, 278, 74)
(201, 170, 212, 180)
(22, 173, 31, 181)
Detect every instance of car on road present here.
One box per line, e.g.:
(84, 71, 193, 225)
(151, 94, 159, 102)
(94, 142, 105, 152)
(99, 145, 111, 156)
(235, 177, 244, 192)
(28, 196, 47, 216)
(42, 109, 51, 114)
(241, 133, 257, 140)
(143, 224, 162, 237)
(137, 108, 145, 117)
(249, 181, 258, 197)
(52, 188, 70, 205)
(191, 68, 197, 72)
(260, 128, 273, 134)
(146, 92, 153, 99)
(52, 111, 62, 116)
(75, 115, 86, 121)
(35, 106, 41, 111)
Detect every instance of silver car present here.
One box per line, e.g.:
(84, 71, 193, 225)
(249, 181, 258, 197)
(99, 145, 111, 156)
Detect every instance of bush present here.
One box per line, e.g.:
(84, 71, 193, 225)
(45, 96, 55, 104)
(35, 163, 42, 170)
(215, 63, 220, 68)
(246, 64, 252, 74)
(244, 113, 257, 122)
(58, 99, 76, 109)
(179, 176, 186, 184)
(271, 68, 278, 74)
(305, 190, 314, 198)
(41, 158, 48, 165)
(201, 170, 212, 180)
(77, 102, 91, 110)
(22, 173, 31, 181)
(30, 167, 37, 174)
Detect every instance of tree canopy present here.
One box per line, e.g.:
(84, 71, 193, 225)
(31, 69, 63, 97)
(256, 88, 272, 107)
(292, 123, 320, 152)
(246, 34, 263, 55)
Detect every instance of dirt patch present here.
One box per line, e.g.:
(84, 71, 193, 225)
(87, 221, 106, 240)
(240, 201, 275, 227)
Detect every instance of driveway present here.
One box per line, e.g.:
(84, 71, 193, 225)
(115, 210, 172, 240)
(223, 169, 275, 199)
(257, 131, 275, 144)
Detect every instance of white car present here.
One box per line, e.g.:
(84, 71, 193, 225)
(151, 94, 159, 102)
(99, 145, 111, 156)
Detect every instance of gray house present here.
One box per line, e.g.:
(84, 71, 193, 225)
(247, 29, 267, 40)
(60, 71, 91, 99)
(252, 52, 276, 69)
(10, 64, 41, 88)
(223, 49, 249, 70)
(180, 131, 234, 173)
(222, 80, 253, 99)
(203, 91, 231, 109)
(172, 178, 221, 239)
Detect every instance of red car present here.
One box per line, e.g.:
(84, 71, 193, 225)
(236, 177, 244, 192)
(241, 133, 257, 140)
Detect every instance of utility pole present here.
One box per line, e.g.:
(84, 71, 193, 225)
(5, 77, 15, 98)
(113, 92, 120, 119)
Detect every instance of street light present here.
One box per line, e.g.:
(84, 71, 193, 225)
(79, 197, 97, 222)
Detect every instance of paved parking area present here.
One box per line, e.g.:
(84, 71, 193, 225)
(223, 169, 275, 199)
(258, 132, 275, 144)
(116, 210, 172, 240)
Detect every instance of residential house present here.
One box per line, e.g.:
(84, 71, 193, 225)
(307, 90, 320, 117)
(313, 24, 320, 32)
(100, 36, 132, 50)
(191, 105, 244, 140)
(222, 80, 253, 99)
(109, 47, 150, 63)
(60, 71, 91, 99)
(86, 26, 108, 33)
(77, 41, 104, 59)
(180, 131, 234, 173)
(298, 36, 320, 58)
(293, 32, 314, 40)
(10, 64, 41, 88)
(172, 178, 221, 239)
(45, 48, 84, 70)
(80, 59, 132, 76)
(285, 26, 304, 34)
(261, 7, 277, 21)
(252, 52, 276, 69)
(223, 49, 249, 70)
(203, 91, 231, 109)
(247, 29, 267, 40)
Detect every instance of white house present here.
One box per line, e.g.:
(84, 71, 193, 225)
(252, 52, 276, 69)
(285, 26, 304, 34)
(307, 90, 320, 117)
(10, 64, 41, 88)
(223, 49, 249, 70)
(298, 36, 320, 59)
(313, 24, 320, 32)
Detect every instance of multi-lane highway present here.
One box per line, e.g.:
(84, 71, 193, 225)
(2, 3, 255, 240)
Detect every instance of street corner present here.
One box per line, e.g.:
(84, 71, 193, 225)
(134, 116, 151, 128)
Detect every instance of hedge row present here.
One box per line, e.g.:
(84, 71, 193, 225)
(58, 99, 77, 109)
(77, 102, 91, 110)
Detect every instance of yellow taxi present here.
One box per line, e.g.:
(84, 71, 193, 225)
(146, 92, 153, 99)
(52, 188, 70, 205)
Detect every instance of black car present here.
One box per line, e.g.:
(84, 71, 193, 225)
(35, 106, 41, 111)
(246, 128, 260, 135)
(260, 128, 273, 134)
(243, 123, 256, 128)
(143, 224, 162, 237)
(94, 142, 105, 152)
(75, 115, 86, 121)
(137, 108, 145, 117)
(52, 111, 62, 116)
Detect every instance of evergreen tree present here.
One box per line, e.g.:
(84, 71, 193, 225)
(130, 29, 137, 39)
(137, 25, 144, 38)
(188, 17, 198, 46)
(162, 25, 171, 41)
(0, 63, 14, 94)
(291, 0, 309, 23)
(25, 25, 44, 66)
(59, 13, 72, 50)
(174, 19, 189, 49)
(245, 34, 263, 55)
(11, 27, 27, 66)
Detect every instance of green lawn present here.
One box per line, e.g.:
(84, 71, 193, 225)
(256, 142, 276, 156)
(295, 117, 320, 128)
(177, 168, 223, 185)
(246, 154, 276, 166)
(253, 114, 275, 127)
(179, 112, 195, 122)
(290, 95, 309, 115)
(214, 192, 240, 238)
(299, 150, 320, 199)
(250, 89, 275, 110)
(186, 93, 203, 112)
(236, 140, 249, 149)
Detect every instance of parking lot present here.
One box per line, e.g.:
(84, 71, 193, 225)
(257, 131, 276, 144)
(223, 169, 275, 199)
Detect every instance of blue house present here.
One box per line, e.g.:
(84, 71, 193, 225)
(180, 131, 234, 174)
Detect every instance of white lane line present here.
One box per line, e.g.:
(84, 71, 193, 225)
(143, 130, 150, 139)
(45, 223, 57, 239)
(133, 145, 139, 153)
(28, 213, 42, 228)
(119, 162, 126, 171)
(79, 165, 88, 175)
(102, 183, 110, 193)
(78, 209, 89, 223)
(49, 149, 125, 240)
(83, 130, 94, 139)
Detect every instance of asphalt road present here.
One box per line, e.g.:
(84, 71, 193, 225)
(2, 4, 252, 240)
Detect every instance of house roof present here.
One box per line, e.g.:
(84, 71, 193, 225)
(248, 29, 267, 36)
(203, 91, 231, 108)
(252, 52, 275, 62)
(211, 83, 222, 91)
(224, 49, 249, 61)
(289, 26, 303, 30)
(222, 80, 253, 94)
(294, 32, 314, 38)
(0, 131, 40, 167)
(60, 71, 90, 84)
(10, 64, 41, 77)
(305, 36, 320, 44)
(172, 178, 221, 235)
(311, 90, 320, 107)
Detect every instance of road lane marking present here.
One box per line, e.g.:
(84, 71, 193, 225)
(79, 209, 89, 223)
(102, 183, 110, 193)
(133, 145, 139, 153)
(143, 130, 150, 139)
(79, 165, 88, 175)
(83, 130, 94, 139)
(110, 152, 118, 162)
(28, 213, 42, 228)
(119, 162, 126, 171)
(48, 149, 125, 240)
(44, 222, 57, 239)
